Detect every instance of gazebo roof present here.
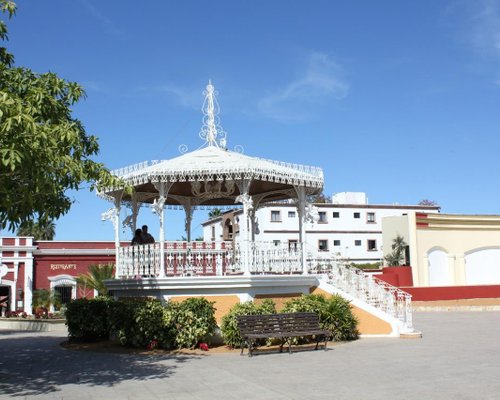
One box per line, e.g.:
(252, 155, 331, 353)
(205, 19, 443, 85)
(102, 82, 324, 206)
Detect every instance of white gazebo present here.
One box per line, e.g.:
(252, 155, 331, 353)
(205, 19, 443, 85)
(100, 82, 324, 278)
(98, 82, 415, 336)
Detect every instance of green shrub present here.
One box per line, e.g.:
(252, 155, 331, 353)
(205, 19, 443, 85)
(220, 299, 276, 348)
(169, 298, 217, 349)
(350, 262, 381, 270)
(322, 295, 359, 341)
(66, 297, 114, 341)
(108, 298, 176, 349)
(282, 294, 359, 341)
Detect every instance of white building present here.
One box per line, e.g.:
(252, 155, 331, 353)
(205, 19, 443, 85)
(202, 192, 440, 265)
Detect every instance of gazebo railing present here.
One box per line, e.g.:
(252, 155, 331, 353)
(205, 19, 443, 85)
(119, 243, 162, 277)
(117, 241, 240, 278)
(164, 241, 239, 276)
(249, 242, 303, 274)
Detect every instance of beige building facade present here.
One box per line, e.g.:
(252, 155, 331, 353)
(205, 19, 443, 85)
(383, 213, 500, 287)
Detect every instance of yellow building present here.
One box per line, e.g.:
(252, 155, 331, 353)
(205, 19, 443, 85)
(383, 212, 500, 287)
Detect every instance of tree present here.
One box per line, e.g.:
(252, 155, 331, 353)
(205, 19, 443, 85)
(0, 1, 124, 231)
(208, 208, 222, 219)
(384, 235, 408, 266)
(76, 263, 115, 297)
(16, 218, 55, 240)
(418, 199, 438, 206)
(308, 191, 329, 204)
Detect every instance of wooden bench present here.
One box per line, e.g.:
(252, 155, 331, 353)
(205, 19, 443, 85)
(236, 312, 330, 357)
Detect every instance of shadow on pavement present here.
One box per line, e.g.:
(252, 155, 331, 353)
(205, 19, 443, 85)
(0, 333, 202, 397)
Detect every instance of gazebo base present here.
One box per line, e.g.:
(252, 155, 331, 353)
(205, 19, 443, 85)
(104, 274, 406, 337)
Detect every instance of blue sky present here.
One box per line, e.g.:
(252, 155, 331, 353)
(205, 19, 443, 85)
(3, 0, 500, 240)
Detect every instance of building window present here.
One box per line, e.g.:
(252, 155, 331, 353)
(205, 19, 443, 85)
(288, 211, 296, 218)
(271, 210, 281, 222)
(353, 212, 360, 219)
(367, 212, 376, 223)
(211, 226, 215, 241)
(54, 286, 72, 307)
(332, 212, 340, 218)
(318, 240, 329, 251)
(355, 240, 362, 246)
(333, 240, 341, 246)
(367, 239, 377, 251)
(288, 240, 298, 251)
(318, 211, 327, 223)
(273, 240, 281, 247)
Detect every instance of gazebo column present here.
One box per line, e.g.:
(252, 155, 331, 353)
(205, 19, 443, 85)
(131, 192, 140, 232)
(236, 180, 253, 276)
(123, 193, 140, 237)
(181, 199, 193, 242)
(153, 182, 172, 278)
(101, 191, 123, 276)
(296, 187, 308, 274)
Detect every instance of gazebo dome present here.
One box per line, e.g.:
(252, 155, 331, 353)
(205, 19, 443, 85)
(104, 82, 323, 207)
(111, 144, 323, 206)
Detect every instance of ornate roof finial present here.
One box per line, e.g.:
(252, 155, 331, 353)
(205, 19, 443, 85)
(199, 81, 227, 148)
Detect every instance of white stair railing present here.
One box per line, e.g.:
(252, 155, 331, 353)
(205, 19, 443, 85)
(326, 261, 413, 329)
(302, 248, 413, 330)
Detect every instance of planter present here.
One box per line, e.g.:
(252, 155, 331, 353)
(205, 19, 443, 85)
(0, 318, 67, 332)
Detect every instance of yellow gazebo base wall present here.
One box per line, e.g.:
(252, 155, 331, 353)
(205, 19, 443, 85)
(169, 290, 392, 335)
(169, 295, 241, 324)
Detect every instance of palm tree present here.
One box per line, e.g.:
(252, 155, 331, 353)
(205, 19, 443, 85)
(384, 235, 408, 266)
(208, 208, 222, 218)
(76, 264, 115, 297)
(17, 218, 56, 240)
(32, 289, 61, 316)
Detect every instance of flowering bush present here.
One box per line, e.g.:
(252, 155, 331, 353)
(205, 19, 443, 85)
(168, 298, 217, 349)
(146, 339, 159, 350)
(199, 342, 209, 351)
(4, 310, 27, 318)
(108, 298, 176, 349)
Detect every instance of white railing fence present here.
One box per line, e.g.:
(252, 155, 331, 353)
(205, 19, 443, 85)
(117, 241, 240, 278)
(250, 242, 302, 274)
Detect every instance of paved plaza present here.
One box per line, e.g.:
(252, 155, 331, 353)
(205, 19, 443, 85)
(1, 312, 499, 399)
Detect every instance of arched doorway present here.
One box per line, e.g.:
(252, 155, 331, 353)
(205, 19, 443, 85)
(427, 248, 450, 286)
(0, 285, 10, 315)
(465, 248, 500, 285)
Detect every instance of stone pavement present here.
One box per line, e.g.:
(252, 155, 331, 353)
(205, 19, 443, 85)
(1, 312, 500, 400)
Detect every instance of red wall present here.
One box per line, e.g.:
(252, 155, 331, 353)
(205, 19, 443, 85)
(402, 285, 500, 301)
(34, 241, 116, 298)
(376, 266, 414, 287)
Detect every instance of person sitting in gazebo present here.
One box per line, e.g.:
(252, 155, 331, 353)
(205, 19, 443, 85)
(141, 225, 155, 244)
(131, 229, 143, 245)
